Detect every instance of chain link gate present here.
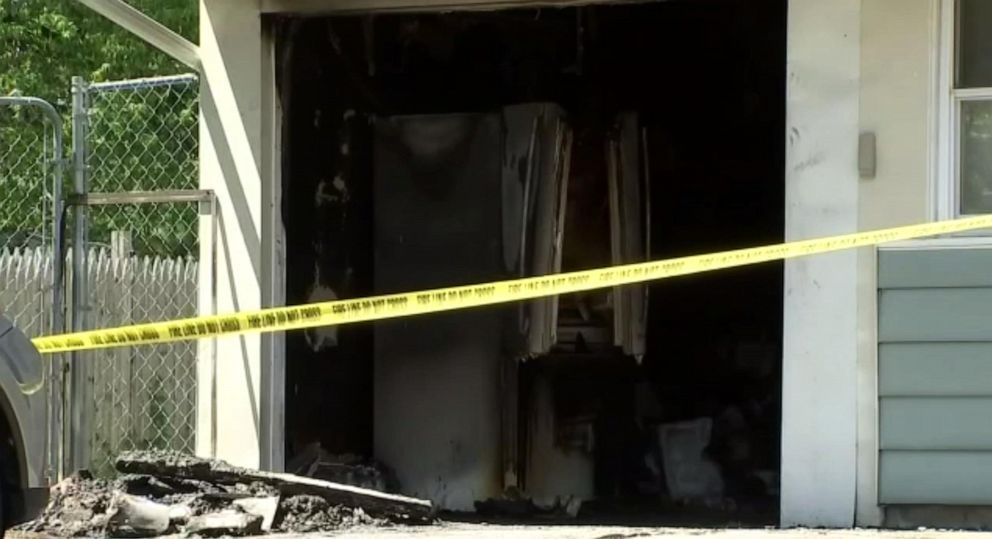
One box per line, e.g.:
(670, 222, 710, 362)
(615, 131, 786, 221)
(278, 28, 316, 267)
(0, 97, 65, 337)
(68, 74, 213, 476)
(0, 96, 66, 482)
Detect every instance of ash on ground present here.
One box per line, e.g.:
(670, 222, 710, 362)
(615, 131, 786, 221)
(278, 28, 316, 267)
(275, 495, 384, 533)
(15, 473, 117, 537)
(12, 451, 431, 538)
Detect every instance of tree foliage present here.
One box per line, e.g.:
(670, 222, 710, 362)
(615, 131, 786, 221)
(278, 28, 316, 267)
(0, 0, 199, 256)
(0, 0, 196, 103)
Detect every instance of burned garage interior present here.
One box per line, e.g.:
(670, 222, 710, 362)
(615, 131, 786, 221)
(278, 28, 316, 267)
(277, 0, 785, 526)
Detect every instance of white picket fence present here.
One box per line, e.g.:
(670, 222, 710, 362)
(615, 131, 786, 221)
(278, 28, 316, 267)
(0, 246, 54, 338)
(0, 246, 198, 475)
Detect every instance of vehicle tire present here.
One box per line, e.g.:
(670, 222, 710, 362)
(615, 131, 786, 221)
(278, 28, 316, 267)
(0, 472, 6, 534)
(0, 436, 13, 534)
(0, 424, 25, 535)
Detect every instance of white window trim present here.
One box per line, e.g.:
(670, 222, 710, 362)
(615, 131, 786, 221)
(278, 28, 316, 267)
(935, 0, 992, 223)
(935, 0, 953, 221)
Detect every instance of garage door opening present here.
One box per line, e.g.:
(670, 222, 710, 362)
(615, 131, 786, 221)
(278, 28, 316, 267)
(277, 0, 785, 526)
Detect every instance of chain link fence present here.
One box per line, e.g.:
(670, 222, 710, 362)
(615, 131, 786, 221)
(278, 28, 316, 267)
(0, 98, 63, 337)
(73, 74, 206, 476)
(84, 75, 199, 254)
(0, 96, 65, 482)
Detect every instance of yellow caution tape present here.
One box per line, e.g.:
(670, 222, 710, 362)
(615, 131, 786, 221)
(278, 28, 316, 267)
(31, 215, 992, 354)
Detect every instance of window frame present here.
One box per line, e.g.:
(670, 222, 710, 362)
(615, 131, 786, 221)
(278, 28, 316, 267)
(936, 0, 992, 221)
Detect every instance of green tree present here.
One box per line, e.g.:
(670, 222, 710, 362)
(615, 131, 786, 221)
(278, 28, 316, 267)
(0, 0, 199, 256)
(0, 0, 196, 102)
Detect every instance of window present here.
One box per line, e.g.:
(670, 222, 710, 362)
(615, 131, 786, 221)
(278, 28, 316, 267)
(942, 0, 992, 217)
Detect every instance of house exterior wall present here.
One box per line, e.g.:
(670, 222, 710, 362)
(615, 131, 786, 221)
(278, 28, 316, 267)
(876, 244, 992, 529)
(856, 0, 937, 526)
(198, 0, 285, 471)
(780, 0, 860, 527)
(197, 0, 956, 528)
(859, 0, 935, 230)
(878, 247, 992, 505)
(851, 0, 992, 529)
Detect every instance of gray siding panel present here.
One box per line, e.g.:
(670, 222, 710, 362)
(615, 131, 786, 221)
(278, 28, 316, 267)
(878, 248, 992, 505)
(880, 451, 992, 505)
(878, 248, 992, 289)
(879, 343, 992, 396)
(880, 397, 992, 450)
(878, 288, 992, 342)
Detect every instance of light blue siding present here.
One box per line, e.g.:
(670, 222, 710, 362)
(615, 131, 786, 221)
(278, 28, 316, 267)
(879, 249, 992, 289)
(879, 343, 992, 396)
(878, 289, 992, 342)
(878, 247, 992, 505)
(880, 451, 992, 505)
(880, 397, 992, 450)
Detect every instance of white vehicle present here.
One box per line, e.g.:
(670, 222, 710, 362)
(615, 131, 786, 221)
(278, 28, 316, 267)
(0, 315, 50, 529)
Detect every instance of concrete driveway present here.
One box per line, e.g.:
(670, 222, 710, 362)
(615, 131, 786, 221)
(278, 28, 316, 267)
(274, 524, 992, 539)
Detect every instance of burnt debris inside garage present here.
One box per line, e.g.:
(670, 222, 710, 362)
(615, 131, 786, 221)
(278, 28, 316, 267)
(277, 0, 785, 526)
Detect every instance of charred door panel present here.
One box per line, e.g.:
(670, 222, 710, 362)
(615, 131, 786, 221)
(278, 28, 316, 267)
(372, 105, 571, 509)
(501, 104, 571, 358)
(373, 112, 506, 510)
(607, 113, 649, 359)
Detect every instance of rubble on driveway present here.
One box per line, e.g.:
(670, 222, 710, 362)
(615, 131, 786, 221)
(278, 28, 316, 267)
(10, 451, 433, 538)
(286, 443, 397, 494)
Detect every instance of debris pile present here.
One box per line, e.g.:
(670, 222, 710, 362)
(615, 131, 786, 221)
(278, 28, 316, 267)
(286, 443, 398, 493)
(13, 451, 433, 537)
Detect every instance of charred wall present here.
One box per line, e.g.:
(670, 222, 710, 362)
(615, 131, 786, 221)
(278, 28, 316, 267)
(276, 0, 786, 508)
(278, 20, 376, 462)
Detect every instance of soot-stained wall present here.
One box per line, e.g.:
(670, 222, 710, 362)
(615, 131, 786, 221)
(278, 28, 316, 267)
(278, 20, 376, 462)
(277, 0, 785, 503)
